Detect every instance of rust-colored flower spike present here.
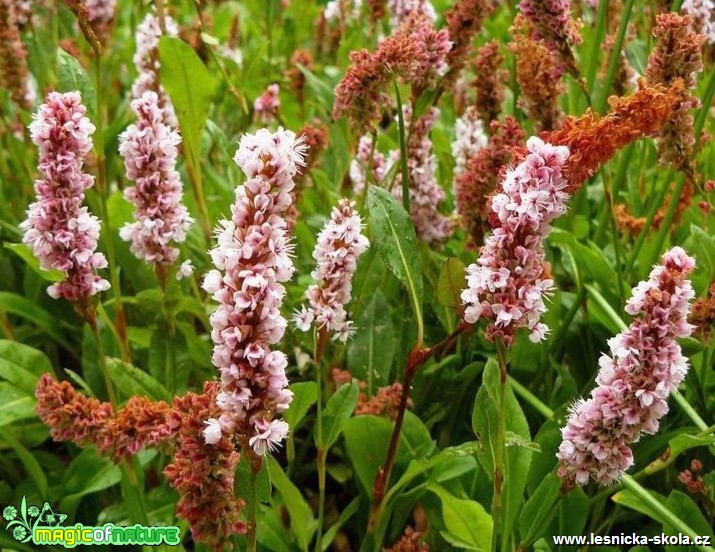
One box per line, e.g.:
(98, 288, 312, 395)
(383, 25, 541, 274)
(543, 80, 686, 192)
(35, 374, 115, 446)
(0, 0, 33, 109)
(689, 281, 715, 341)
(367, 0, 387, 24)
(296, 120, 328, 184)
(518, 0, 582, 78)
(97, 396, 173, 463)
(164, 382, 245, 551)
(333, 11, 450, 132)
(473, 41, 506, 128)
(285, 48, 314, 105)
(444, 0, 494, 87)
(510, 15, 564, 131)
(645, 13, 704, 174)
(455, 116, 526, 246)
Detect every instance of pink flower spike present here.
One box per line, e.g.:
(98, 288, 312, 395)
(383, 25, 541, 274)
(204, 127, 307, 455)
(293, 199, 370, 342)
(253, 83, 281, 124)
(119, 91, 193, 267)
(557, 247, 696, 487)
(21, 91, 110, 304)
(460, 137, 569, 345)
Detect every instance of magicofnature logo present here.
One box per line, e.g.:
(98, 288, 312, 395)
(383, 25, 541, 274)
(3, 496, 180, 547)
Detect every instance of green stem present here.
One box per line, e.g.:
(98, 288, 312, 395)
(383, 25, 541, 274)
(672, 390, 709, 431)
(646, 176, 686, 269)
(510, 378, 555, 419)
(314, 329, 328, 552)
(491, 340, 509, 552)
(585, 0, 610, 97)
(621, 475, 715, 552)
(694, 68, 715, 147)
(624, 172, 672, 276)
(595, 0, 634, 113)
(391, 73, 411, 215)
(90, 320, 116, 405)
(247, 460, 259, 552)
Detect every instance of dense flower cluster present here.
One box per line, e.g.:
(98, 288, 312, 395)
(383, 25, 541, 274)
(645, 13, 704, 173)
(21, 91, 110, 304)
(35, 374, 115, 445)
(132, 12, 179, 125)
(118, 91, 192, 269)
(294, 199, 370, 341)
(84, 0, 115, 23)
(355, 383, 407, 420)
(460, 137, 570, 344)
(518, 0, 581, 77)
(682, 0, 715, 44)
(544, 81, 685, 191)
(557, 247, 696, 486)
(165, 382, 245, 550)
(0, 0, 34, 108)
(35, 372, 243, 550)
(253, 83, 281, 124)
(455, 116, 525, 246)
(443, 0, 493, 85)
(387, 0, 436, 26)
(473, 40, 506, 127)
(285, 49, 314, 105)
(202, 128, 307, 456)
(689, 282, 715, 340)
(510, 16, 564, 131)
(35, 374, 173, 463)
(333, 11, 450, 132)
(452, 106, 488, 176)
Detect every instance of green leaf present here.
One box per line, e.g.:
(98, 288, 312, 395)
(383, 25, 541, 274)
(663, 490, 714, 544)
(0, 428, 48, 498)
(4, 243, 64, 282)
(347, 290, 395, 394)
(0, 292, 72, 349)
(159, 36, 219, 176)
(549, 228, 619, 301)
(315, 380, 359, 450)
(343, 415, 393, 492)
(0, 383, 36, 427)
(106, 357, 171, 403)
(0, 339, 52, 395)
(667, 434, 715, 458)
(60, 448, 122, 513)
(283, 381, 317, 430)
(321, 497, 359, 552)
(472, 358, 533, 532)
(611, 488, 668, 525)
(519, 473, 561, 546)
(57, 49, 96, 120)
(437, 257, 466, 309)
(688, 225, 715, 279)
(266, 455, 317, 550)
(367, 186, 424, 341)
(428, 482, 492, 551)
(235, 455, 271, 505)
